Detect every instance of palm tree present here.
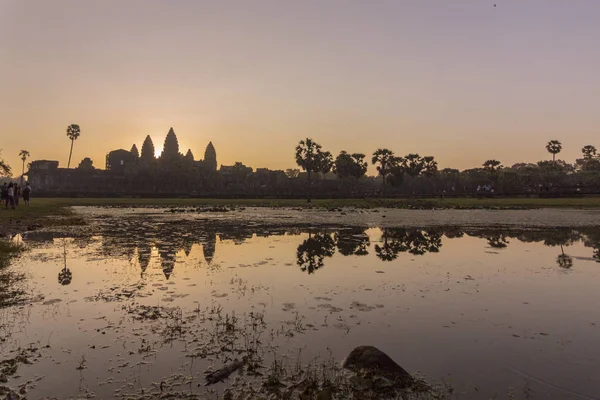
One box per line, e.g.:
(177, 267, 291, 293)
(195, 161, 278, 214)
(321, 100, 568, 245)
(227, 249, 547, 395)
(19, 150, 30, 185)
(371, 149, 395, 187)
(295, 138, 332, 202)
(66, 124, 81, 168)
(582, 145, 597, 160)
(546, 140, 562, 162)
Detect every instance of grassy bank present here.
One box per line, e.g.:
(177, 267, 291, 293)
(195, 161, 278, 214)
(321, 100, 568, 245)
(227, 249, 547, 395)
(0, 198, 85, 235)
(9, 196, 600, 210)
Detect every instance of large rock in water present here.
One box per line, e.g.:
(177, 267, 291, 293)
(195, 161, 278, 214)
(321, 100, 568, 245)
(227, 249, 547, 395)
(342, 346, 412, 384)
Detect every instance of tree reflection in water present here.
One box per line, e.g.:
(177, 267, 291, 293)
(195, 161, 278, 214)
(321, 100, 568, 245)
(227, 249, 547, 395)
(375, 228, 442, 261)
(296, 232, 336, 274)
(58, 240, 72, 285)
(485, 233, 509, 249)
(557, 245, 573, 269)
(334, 228, 370, 256)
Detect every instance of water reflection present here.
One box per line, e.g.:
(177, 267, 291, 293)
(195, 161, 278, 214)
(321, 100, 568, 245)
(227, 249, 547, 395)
(334, 228, 370, 256)
(22, 222, 600, 281)
(58, 240, 72, 285)
(296, 233, 336, 274)
(557, 245, 574, 269)
(375, 228, 442, 261)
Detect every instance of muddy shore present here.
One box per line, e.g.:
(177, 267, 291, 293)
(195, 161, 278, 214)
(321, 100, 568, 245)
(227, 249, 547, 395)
(75, 206, 600, 229)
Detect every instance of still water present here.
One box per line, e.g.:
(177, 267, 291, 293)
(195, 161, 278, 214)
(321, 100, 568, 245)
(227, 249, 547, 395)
(3, 212, 600, 399)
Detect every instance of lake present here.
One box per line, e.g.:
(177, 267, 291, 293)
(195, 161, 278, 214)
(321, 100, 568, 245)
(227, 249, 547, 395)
(2, 207, 600, 399)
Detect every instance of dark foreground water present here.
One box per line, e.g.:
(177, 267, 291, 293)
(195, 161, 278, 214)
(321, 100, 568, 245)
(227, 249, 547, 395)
(3, 211, 600, 399)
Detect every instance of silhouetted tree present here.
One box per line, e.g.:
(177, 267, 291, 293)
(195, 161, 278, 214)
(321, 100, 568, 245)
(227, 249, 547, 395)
(371, 149, 396, 187)
(0, 152, 10, 177)
(582, 145, 597, 160)
(421, 156, 438, 178)
(66, 124, 81, 168)
(19, 150, 30, 185)
(546, 140, 562, 161)
(402, 154, 424, 178)
(334, 151, 367, 180)
(295, 138, 333, 201)
(77, 157, 94, 170)
(482, 159, 502, 183)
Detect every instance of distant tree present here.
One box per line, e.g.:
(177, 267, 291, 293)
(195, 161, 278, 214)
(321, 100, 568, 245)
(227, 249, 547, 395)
(582, 145, 597, 160)
(388, 157, 405, 187)
(130, 144, 140, 159)
(285, 168, 300, 179)
(401, 154, 424, 178)
(140, 135, 155, 163)
(421, 156, 438, 178)
(19, 150, 30, 184)
(77, 157, 94, 170)
(66, 124, 81, 168)
(371, 149, 396, 187)
(349, 153, 368, 180)
(0, 150, 11, 177)
(334, 151, 368, 180)
(295, 138, 333, 201)
(482, 160, 502, 183)
(482, 160, 502, 173)
(546, 140, 562, 161)
(575, 157, 600, 172)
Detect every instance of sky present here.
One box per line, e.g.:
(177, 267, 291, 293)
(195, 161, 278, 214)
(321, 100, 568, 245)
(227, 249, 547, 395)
(1, 0, 599, 175)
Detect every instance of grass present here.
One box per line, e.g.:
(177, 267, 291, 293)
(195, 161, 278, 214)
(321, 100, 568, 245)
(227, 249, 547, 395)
(0, 198, 85, 230)
(1, 196, 599, 213)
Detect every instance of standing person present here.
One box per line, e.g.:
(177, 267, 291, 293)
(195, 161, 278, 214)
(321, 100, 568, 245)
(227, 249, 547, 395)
(23, 182, 31, 206)
(6, 183, 15, 210)
(14, 184, 20, 206)
(0, 183, 7, 208)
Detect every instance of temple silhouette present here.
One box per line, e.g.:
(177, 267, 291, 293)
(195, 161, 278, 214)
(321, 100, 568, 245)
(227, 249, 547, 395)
(26, 127, 290, 195)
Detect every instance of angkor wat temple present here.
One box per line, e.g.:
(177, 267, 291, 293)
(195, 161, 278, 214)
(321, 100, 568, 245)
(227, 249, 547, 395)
(27, 127, 289, 196)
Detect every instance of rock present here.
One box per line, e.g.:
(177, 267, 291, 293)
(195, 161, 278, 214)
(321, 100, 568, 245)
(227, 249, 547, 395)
(342, 346, 411, 384)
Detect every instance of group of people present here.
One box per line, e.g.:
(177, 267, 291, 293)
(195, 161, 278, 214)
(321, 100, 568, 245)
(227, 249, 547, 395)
(1, 182, 31, 209)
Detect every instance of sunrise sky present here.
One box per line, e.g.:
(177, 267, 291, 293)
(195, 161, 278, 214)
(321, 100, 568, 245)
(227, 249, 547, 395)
(1, 0, 599, 174)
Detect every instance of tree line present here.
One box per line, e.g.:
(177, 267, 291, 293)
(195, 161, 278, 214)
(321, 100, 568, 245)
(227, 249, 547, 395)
(294, 138, 600, 199)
